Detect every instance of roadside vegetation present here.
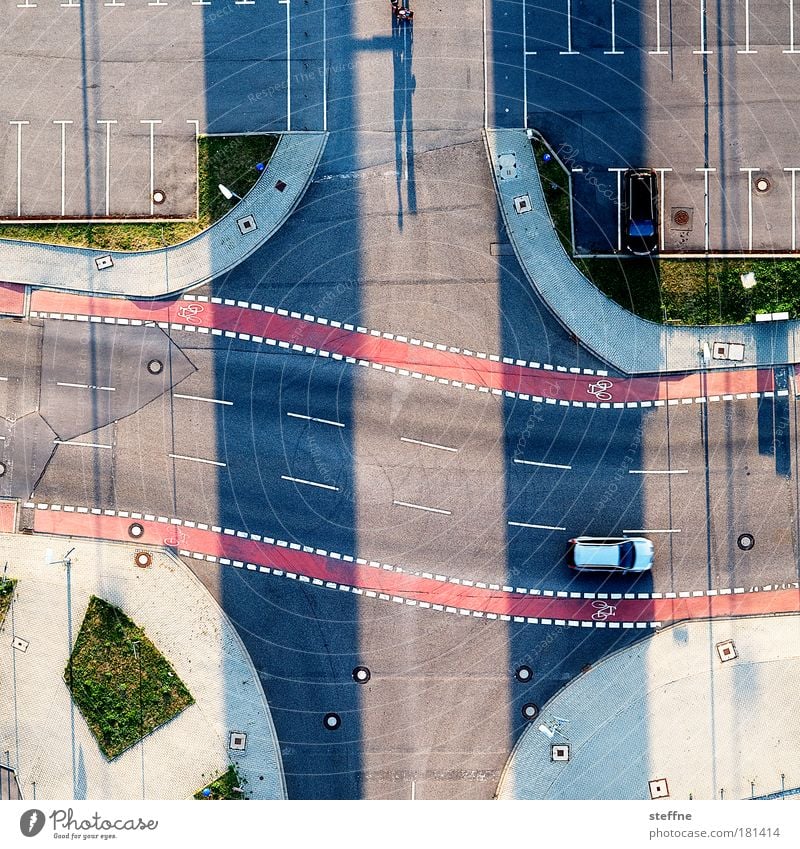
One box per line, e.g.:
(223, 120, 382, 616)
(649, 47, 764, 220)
(0, 134, 278, 252)
(194, 765, 247, 800)
(65, 596, 194, 760)
(0, 578, 16, 628)
(532, 139, 800, 326)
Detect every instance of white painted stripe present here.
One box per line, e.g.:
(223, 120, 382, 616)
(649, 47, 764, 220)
(56, 382, 115, 391)
(508, 521, 567, 531)
(623, 528, 681, 534)
(174, 393, 233, 406)
(514, 458, 572, 470)
(53, 440, 112, 449)
(169, 453, 226, 468)
(629, 469, 689, 475)
(286, 412, 345, 428)
(281, 475, 339, 492)
(400, 437, 458, 453)
(393, 500, 452, 516)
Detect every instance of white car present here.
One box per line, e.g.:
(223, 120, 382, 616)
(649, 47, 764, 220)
(567, 536, 654, 573)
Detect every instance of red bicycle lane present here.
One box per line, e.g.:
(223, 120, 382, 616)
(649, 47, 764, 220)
(32, 509, 800, 625)
(28, 291, 775, 404)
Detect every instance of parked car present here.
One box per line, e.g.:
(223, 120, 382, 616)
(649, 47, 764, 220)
(566, 536, 654, 573)
(623, 169, 658, 255)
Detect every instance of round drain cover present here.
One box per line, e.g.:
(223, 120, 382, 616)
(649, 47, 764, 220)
(737, 533, 755, 551)
(754, 177, 771, 193)
(152, 189, 166, 205)
(128, 522, 145, 540)
(515, 665, 533, 683)
(0, 461, 6, 477)
(521, 703, 539, 721)
(673, 209, 690, 227)
(352, 666, 371, 684)
(323, 712, 341, 730)
(147, 359, 164, 375)
(134, 551, 152, 568)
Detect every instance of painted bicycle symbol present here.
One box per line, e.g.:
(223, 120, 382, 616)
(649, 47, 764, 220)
(591, 600, 618, 621)
(176, 302, 205, 325)
(586, 378, 614, 402)
(163, 529, 188, 548)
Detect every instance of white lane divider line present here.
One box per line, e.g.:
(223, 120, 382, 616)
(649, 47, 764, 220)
(169, 453, 226, 468)
(400, 436, 458, 453)
(629, 469, 689, 475)
(623, 528, 681, 534)
(0, 377, 8, 381)
(286, 412, 345, 428)
(173, 393, 233, 406)
(53, 440, 112, 449)
(393, 500, 452, 516)
(56, 382, 115, 392)
(281, 475, 340, 492)
(513, 458, 572, 470)
(508, 521, 567, 531)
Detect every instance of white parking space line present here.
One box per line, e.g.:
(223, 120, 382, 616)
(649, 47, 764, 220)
(53, 440, 112, 449)
(696, 167, 716, 251)
(169, 453, 226, 468)
(53, 120, 73, 217)
(149, 0, 168, 7)
(287, 411, 344, 427)
(623, 528, 681, 534)
(738, 0, 756, 53)
(60, 1, 80, 7)
(629, 469, 689, 475)
(393, 500, 452, 516)
(140, 120, 162, 215)
(508, 521, 567, 531)
(97, 120, 117, 216)
(173, 393, 233, 406)
(513, 458, 572, 470)
(740, 167, 759, 251)
(650, 0, 668, 54)
(560, 0, 579, 54)
(9, 121, 28, 218)
(104, 0, 125, 6)
(0, 377, 8, 382)
(785, 168, 800, 250)
(16, 0, 36, 7)
(604, 0, 623, 55)
(608, 168, 625, 252)
(400, 436, 458, 453)
(281, 475, 339, 492)
(56, 382, 115, 392)
(279, 0, 292, 132)
(694, 0, 712, 54)
(656, 168, 672, 251)
(785, 0, 800, 52)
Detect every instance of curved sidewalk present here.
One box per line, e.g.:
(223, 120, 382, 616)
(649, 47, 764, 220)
(0, 532, 286, 800)
(496, 614, 800, 800)
(0, 132, 327, 299)
(485, 128, 800, 375)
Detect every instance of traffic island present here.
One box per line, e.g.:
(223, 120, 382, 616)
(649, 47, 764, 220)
(65, 596, 194, 760)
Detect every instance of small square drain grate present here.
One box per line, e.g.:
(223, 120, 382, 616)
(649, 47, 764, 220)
(649, 778, 670, 799)
(716, 639, 738, 662)
(236, 215, 258, 236)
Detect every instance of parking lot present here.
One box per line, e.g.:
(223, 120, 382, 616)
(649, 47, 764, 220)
(516, 0, 800, 254)
(0, 0, 326, 219)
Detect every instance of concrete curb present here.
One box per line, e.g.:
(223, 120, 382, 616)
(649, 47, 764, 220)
(0, 132, 328, 299)
(484, 128, 800, 375)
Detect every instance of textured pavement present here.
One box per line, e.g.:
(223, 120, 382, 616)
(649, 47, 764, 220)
(0, 533, 285, 800)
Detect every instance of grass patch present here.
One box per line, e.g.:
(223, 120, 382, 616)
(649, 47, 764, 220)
(0, 578, 16, 629)
(0, 134, 278, 252)
(194, 765, 247, 800)
(66, 596, 194, 760)
(531, 139, 800, 325)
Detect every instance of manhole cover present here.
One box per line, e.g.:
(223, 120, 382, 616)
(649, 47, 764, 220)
(737, 533, 755, 551)
(673, 209, 690, 227)
(515, 665, 533, 682)
(521, 703, 539, 721)
(323, 712, 341, 730)
(0, 462, 6, 477)
(352, 666, 370, 683)
(152, 189, 166, 205)
(754, 177, 771, 193)
(128, 522, 145, 540)
(134, 551, 152, 568)
(147, 359, 164, 375)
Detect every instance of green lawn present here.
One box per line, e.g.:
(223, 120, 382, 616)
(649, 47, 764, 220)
(66, 596, 194, 760)
(0, 134, 278, 252)
(194, 765, 246, 800)
(531, 139, 800, 326)
(0, 578, 16, 629)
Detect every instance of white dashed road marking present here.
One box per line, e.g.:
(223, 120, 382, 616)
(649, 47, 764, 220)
(393, 500, 452, 516)
(169, 453, 226, 468)
(400, 437, 458, 453)
(281, 475, 339, 492)
(286, 412, 345, 427)
(629, 469, 689, 475)
(508, 521, 567, 531)
(173, 393, 233, 406)
(514, 458, 572, 470)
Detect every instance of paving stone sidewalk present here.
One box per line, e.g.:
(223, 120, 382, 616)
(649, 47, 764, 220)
(0, 534, 286, 800)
